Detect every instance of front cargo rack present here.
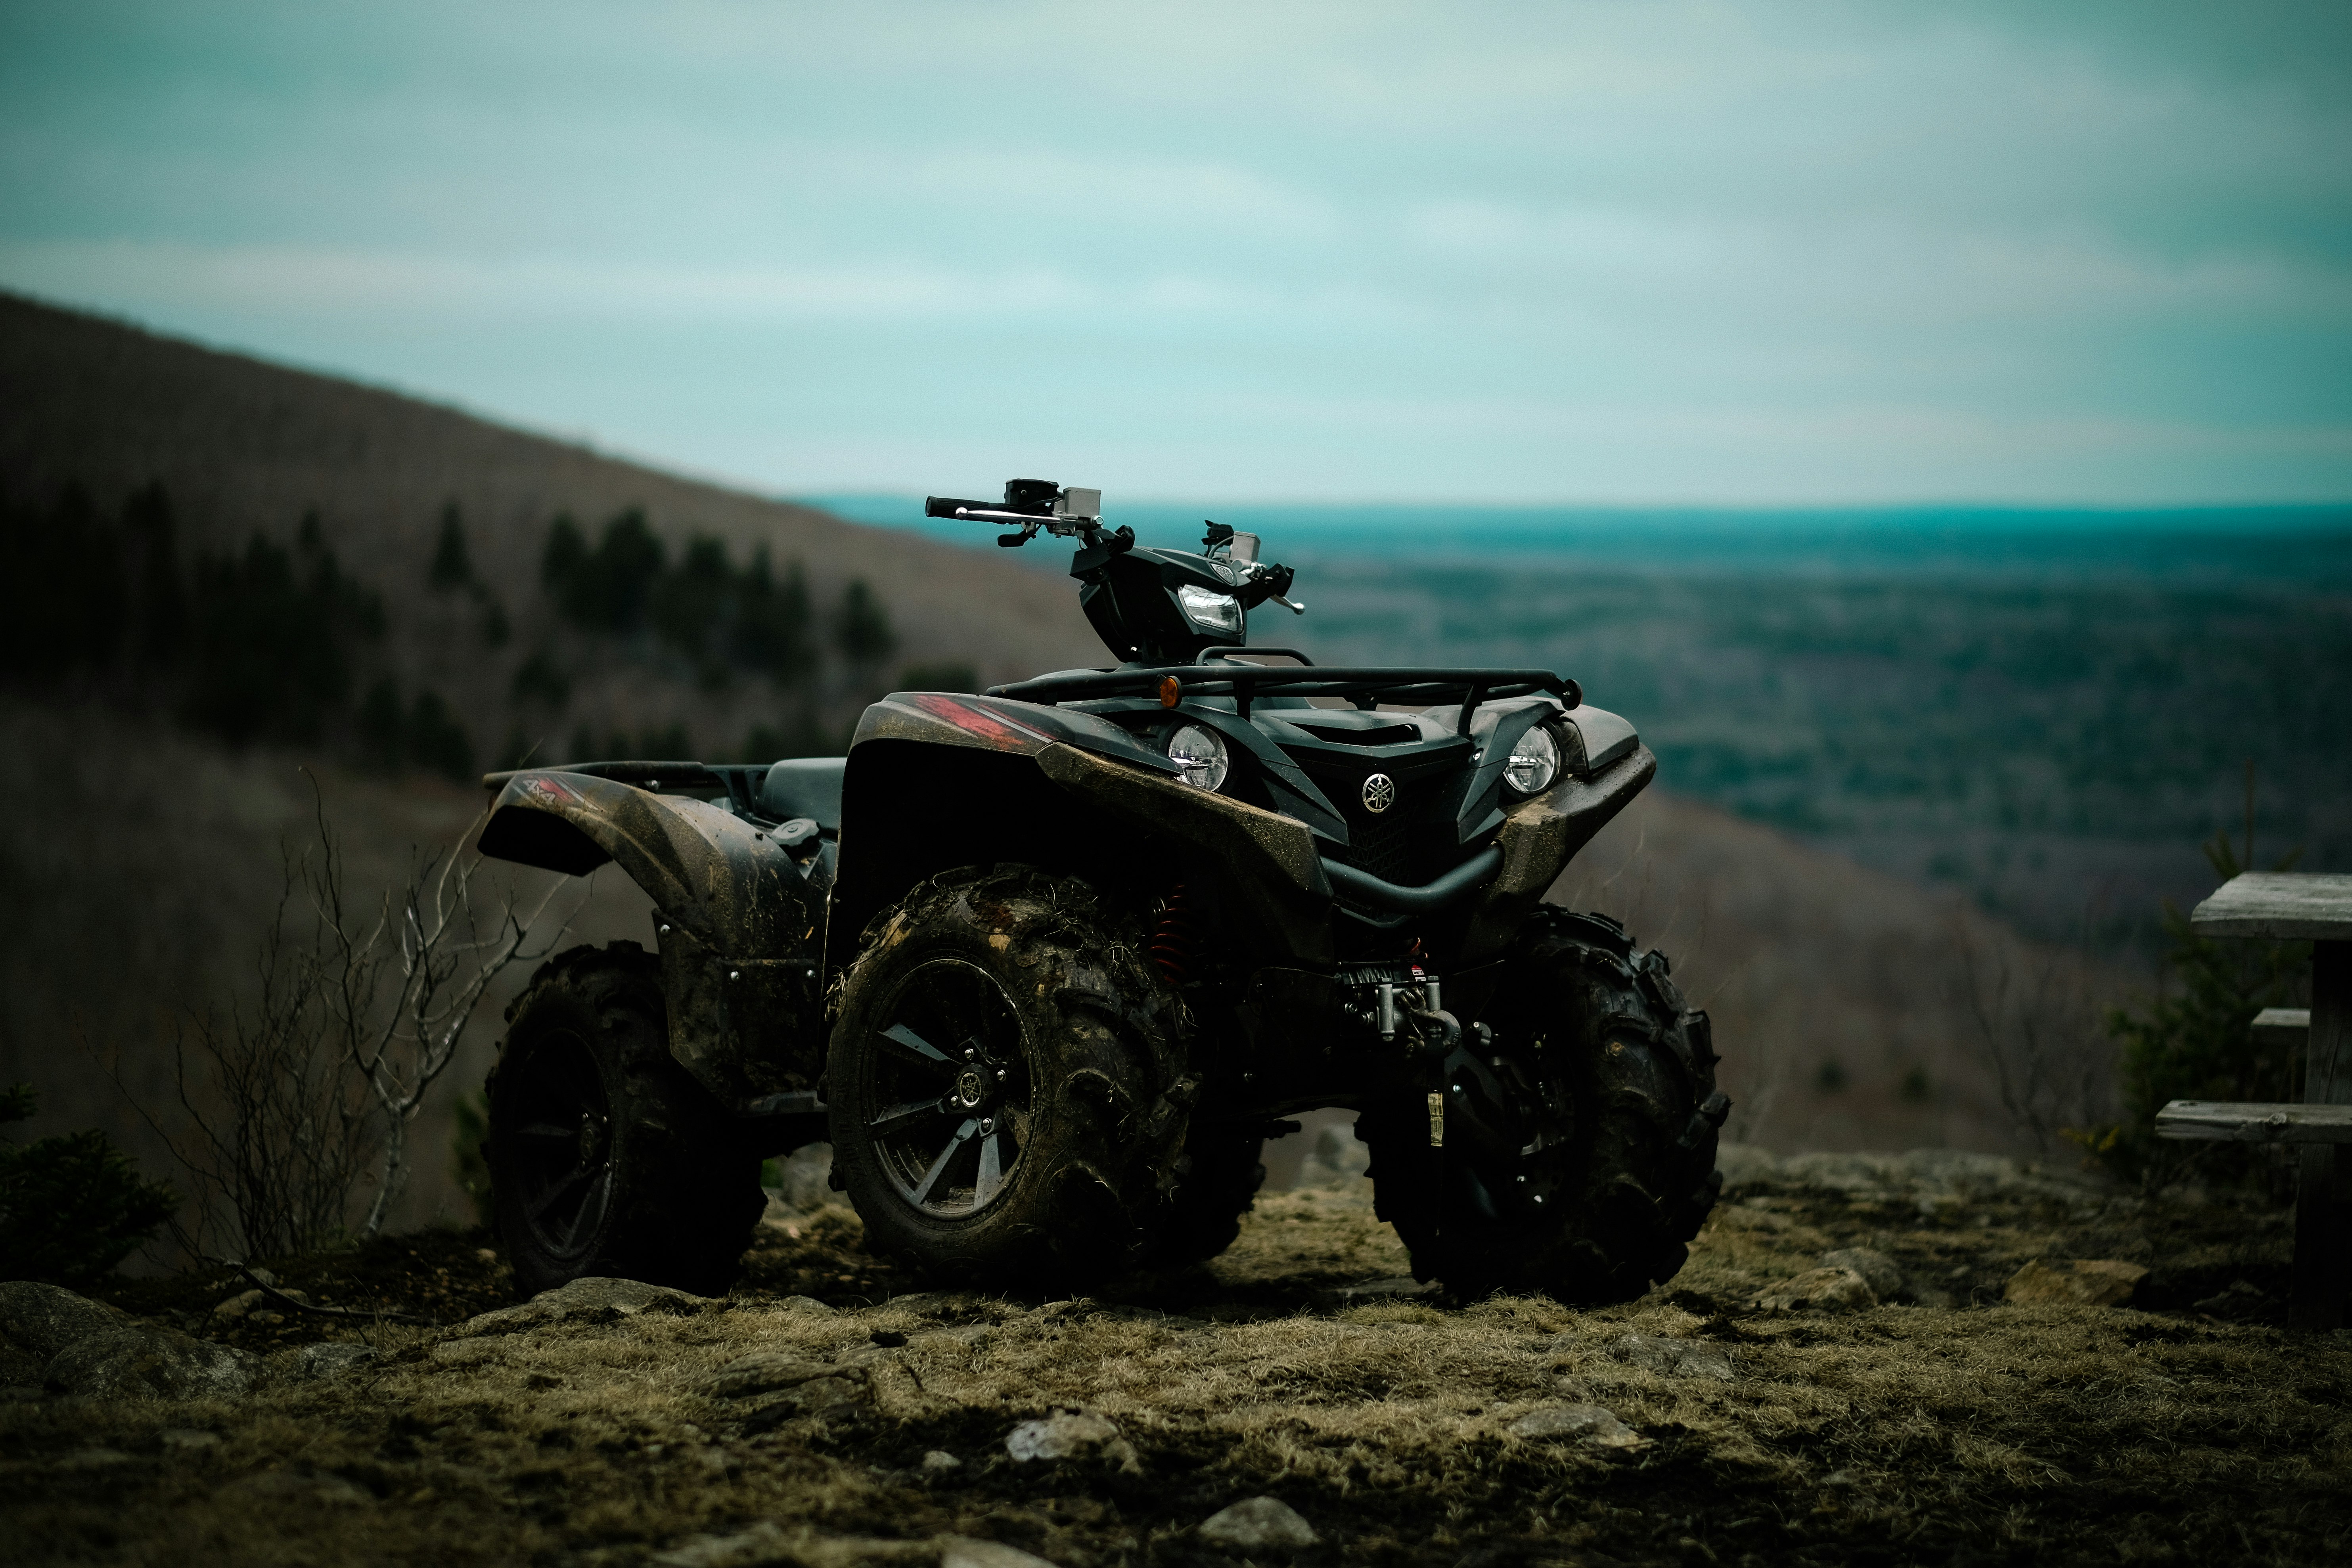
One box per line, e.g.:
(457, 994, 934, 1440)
(987, 649, 1579, 731)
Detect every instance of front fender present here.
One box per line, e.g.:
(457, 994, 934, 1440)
(476, 771, 824, 1109)
(1453, 743, 1657, 967)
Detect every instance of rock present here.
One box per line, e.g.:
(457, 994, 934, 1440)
(1004, 1409, 1140, 1472)
(921, 1449, 963, 1473)
(940, 1539, 1060, 1568)
(2192, 1279, 2270, 1317)
(1753, 1267, 1878, 1314)
(289, 1342, 381, 1380)
(778, 1295, 837, 1315)
(704, 1352, 868, 1405)
(1298, 1123, 1371, 1186)
(764, 1143, 837, 1212)
(1606, 1333, 1735, 1382)
(1199, 1496, 1319, 1551)
(0, 1280, 135, 1359)
(1507, 1403, 1643, 1447)
(2003, 1258, 2147, 1307)
(657, 1524, 944, 1567)
(46, 1326, 257, 1401)
(1819, 1248, 1905, 1300)
(649, 1524, 778, 1568)
(452, 1276, 716, 1337)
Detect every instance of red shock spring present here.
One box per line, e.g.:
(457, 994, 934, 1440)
(1149, 883, 1197, 986)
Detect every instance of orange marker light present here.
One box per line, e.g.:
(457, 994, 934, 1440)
(1158, 675, 1182, 708)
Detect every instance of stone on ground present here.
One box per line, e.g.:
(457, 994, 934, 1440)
(1507, 1403, 1643, 1446)
(1004, 1409, 1140, 1472)
(2, 1280, 257, 1400)
(1818, 1247, 1906, 1299)
(452, 1276, 717, 1337)
(288, 1342, 380, 1380)
(1607, 1332, 1735, 1381)
(1753, 1266, 1878, 1313)
(2003, 1258, 2147, 1306)
(1199, 1495, 1319, 1550)
(940, 1539, 1061, 1568)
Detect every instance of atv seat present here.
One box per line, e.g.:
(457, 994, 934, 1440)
(760, 758, 845, 834)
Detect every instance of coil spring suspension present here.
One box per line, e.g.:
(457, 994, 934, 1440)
(1148, 884, 1198, 986)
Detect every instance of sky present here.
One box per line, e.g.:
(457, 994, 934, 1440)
(2, 1, 2348, 506)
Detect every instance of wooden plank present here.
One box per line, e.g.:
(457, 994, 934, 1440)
(2252, 1006, 2310, 1049)
(2190, 872, 2352, 941)
(2155, 1100, 2352, 1143)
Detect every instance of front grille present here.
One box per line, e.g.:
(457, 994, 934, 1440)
(1277, 734, 1474, 889)
(1332, 810, 1415, 882)
(1309, 762, 1442, 884)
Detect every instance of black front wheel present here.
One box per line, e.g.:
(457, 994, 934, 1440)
(1360, 909, 1728, 1302)
(827, 866, 1193, 1288)
(486, 941, 764, 1297)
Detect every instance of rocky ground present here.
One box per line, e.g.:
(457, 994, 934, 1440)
(5, 1143, 2348, 1567)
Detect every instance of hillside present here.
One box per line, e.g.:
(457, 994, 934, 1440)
(0, 291, 1107, 767)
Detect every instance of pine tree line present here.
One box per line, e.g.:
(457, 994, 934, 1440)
(1, 481, 931, 779)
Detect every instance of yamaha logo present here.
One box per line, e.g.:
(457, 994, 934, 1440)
(1361, 773, 1397, 814)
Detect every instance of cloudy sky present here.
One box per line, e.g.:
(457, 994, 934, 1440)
(3, 1, 2347, 504)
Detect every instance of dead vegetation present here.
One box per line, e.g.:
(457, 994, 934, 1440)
(7, 1150, 2345, 1568)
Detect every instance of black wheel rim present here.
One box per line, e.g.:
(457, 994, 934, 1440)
(504, 1030, 615, 1261)
(863, 957, 1032, 1218)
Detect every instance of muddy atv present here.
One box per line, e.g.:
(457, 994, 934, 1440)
(475, 479, 1726, 1301)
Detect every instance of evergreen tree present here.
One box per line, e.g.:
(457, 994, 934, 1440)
(732, 546, 816, 679)
(429, 502, 474, 590)
(0, 1084, 178, 1286)
(834, 578, 896, 665)
(2089, 831, 2308, 1187)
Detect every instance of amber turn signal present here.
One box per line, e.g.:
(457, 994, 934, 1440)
(1158, 675, 1182, 708)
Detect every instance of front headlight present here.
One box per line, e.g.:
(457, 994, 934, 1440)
(1504, 723, 1560, 796)
(1165, 722, 1230, 792)
(1176, 584, 1244, 638)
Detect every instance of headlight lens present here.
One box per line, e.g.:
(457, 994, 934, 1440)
(1504, 723, 1560, 796)
(1165, 722, 1230, 792)
(1176, 584, 1244, 637)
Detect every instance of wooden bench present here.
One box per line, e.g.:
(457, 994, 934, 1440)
(2156, 873, 2352, 1332)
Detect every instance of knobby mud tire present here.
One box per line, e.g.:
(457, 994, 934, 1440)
(1362, 909, 1727, 1302)
(827, 865, 1194, 1290)
(1143, 1124, 1268, 1268)
(486, 941, 765, 1298)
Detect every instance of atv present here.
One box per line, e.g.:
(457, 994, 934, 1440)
(475, 479, 1726, 1301)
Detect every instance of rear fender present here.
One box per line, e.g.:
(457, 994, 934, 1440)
(476, 772, 824, 1109)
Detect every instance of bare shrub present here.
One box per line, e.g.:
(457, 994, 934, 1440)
(1955, 910, 2115, 1156)
(113, 783, 572, 1258)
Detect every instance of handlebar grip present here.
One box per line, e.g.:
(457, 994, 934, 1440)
(926, 496, 1022, 520)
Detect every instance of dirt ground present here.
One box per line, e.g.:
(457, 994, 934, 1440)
(7, 1146, 2349, 1568)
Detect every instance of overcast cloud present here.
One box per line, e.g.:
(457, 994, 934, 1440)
(2, 1, 2346, 503)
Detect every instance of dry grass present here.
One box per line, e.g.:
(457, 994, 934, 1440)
(9, 1157, 2347, 1567)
